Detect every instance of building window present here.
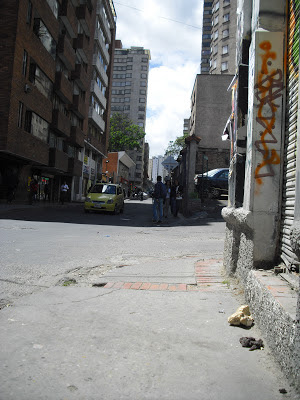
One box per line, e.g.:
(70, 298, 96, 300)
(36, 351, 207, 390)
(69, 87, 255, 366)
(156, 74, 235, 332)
(214, 15, 219, 25)
(124, 105, 130, 110)
(214, 30, 219, 40)
(140, 89, 146, 95)
(26, 1, 32, 24)
(139, 98, 146, 103)
(140, 81, 147, 87)
(141, 73, 147, 79)
(126, 65, 132, 70)
(126, 73, 132, 78)
(212, 60, 217, 69)
(222, 45, 229, 54)
(213, 45, 218, 54)
(223, 13, 230, 22)
(223, 29, 229, 38)
(137, 122, 144, 127)
(125, 81, 131, 86)
(141, 65, 147, 71)
(29, 62, 53, 100)
(138, 114, 144, 119)
(138, 106, 145, 111)
(18, 102, 23, 128)
(203, 25, 211, 31)
(203, 34, 211, 39)
(223, 0, 230, 5)
(221, 61, 228, 71)
(142, 57, 148, 63)
(46, 0, 58, 18)
(33, 18, 56, 59)
(215, 1, 220, 11)
(22, 50, 28, 76)
(124, 97, 130, 102)
(24, 110, 49, 142)
(125, 89, 131, 94)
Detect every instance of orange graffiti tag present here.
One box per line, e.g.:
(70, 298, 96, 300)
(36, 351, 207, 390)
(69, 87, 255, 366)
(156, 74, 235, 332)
(254, 41, 283, 186)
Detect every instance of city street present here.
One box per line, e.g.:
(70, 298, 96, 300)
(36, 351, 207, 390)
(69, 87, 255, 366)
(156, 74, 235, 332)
(0, 200, 298, 399)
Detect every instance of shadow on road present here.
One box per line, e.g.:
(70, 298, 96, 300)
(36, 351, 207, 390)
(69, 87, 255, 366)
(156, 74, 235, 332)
(0, 199, 226, 227)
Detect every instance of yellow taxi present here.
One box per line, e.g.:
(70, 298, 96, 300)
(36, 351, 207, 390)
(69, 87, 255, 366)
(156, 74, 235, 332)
(84, 183, 124, 214)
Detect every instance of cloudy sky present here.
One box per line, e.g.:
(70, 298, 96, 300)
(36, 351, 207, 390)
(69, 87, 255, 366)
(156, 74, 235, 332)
(113, 0, 204, 157)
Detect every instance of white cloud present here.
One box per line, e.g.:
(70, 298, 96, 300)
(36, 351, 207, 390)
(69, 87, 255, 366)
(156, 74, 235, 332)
(114, 0, 203, 156)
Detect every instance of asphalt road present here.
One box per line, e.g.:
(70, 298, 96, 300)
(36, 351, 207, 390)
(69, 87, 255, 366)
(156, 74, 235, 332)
(0, 199, 298, 400)
(0, 198, 226, 303)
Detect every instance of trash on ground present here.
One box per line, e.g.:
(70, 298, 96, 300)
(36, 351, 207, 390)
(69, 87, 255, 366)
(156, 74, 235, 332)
(279, 388, 287, 394)
(228, 305, 254, 327)
(239, 337, 264, 351)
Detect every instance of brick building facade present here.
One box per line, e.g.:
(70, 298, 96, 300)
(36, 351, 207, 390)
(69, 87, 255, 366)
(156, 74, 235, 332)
(0, 0, 116, 203)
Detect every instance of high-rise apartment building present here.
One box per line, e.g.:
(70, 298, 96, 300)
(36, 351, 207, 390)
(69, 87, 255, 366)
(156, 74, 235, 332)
(111, 41, 151, 188)
(0, 0, 116, 202)
(200, 0, 237, 75)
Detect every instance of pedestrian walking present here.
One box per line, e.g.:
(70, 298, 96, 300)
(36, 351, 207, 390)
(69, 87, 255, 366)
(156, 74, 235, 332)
(44, 183, 50, 202)
(171, 180, 183, 217)
(60, 181, 69, 205)
(30, 179, 38, 204)
(152, 175, 166, 223)
(163, 180, 171, 218)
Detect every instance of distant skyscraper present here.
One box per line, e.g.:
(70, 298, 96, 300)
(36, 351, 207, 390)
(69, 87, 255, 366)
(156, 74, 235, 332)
(200, 0, 237, 75)
(111, 41, 151, 188)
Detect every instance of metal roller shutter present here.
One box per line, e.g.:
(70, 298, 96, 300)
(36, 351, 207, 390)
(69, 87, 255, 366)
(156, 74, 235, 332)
(280, 0, 299, 270)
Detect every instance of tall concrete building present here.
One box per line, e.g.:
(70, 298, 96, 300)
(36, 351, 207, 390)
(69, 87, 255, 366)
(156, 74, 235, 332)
(0, 0, 116, 203)
(200, 0, 237, 75)
(111, 41, 151, 188)
(210, 0, 237, 74)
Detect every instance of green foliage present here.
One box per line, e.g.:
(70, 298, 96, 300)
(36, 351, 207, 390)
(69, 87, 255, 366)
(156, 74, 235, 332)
(109, 113, 145, 152)
(164, 133, 188, 157)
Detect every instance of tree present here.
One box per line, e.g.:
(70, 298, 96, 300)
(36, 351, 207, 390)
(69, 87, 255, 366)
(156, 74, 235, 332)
(164, 133, 188, 158)
(109, 113, 145, 152)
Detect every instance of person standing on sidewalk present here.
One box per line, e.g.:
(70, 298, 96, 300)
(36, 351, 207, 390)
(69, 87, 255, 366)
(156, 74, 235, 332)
(163, 180, 171, 218)
(152, 176, 166, 223)
(171, 180, 183, 217)
(60, 181, 69, 205)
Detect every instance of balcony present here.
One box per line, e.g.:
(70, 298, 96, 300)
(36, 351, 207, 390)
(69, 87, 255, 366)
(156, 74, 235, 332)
(69, 94, 87, 118)
(71, 63, 89, 91)
(54, 72, 73, 104)
(92, 54, 108, 87)
(73, 33, 90, 63)
(76, 4, 92, 36)
(68, 157, 83, 176)
(90, 80, 107, 109)
(51, 109, 71, 137)
(96, 4, 111, 43)
(59, 0, 77, 38)
(94, 30, 110, 64)
(87, 134, 104, 152)
(49, 148, 69, 172)
(69, 126, 85, 148)
(88, 106, 105, 132)
(57, 34, 76, 70)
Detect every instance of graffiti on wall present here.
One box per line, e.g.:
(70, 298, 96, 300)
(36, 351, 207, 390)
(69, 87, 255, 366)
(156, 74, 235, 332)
(289, 0, 299, 78)
(254, 40, 284, 186)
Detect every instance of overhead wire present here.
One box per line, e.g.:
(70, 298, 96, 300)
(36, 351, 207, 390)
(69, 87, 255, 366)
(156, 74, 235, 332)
(114, 1, 202, 30)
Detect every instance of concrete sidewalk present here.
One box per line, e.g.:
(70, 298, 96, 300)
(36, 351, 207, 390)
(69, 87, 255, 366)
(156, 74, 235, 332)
(0, 259, 298, 400)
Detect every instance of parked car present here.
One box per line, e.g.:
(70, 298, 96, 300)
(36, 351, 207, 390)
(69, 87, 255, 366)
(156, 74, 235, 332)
(195, 168, 229, 198)
(84, 183, 124, 214)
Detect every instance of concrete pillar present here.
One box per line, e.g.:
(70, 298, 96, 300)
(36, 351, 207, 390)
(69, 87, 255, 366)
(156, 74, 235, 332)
(243, 29, 285, 263)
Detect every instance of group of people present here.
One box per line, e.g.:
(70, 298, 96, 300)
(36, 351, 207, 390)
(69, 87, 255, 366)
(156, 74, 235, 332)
(28, 179, 69, 204)
(152, 176, 183, 224)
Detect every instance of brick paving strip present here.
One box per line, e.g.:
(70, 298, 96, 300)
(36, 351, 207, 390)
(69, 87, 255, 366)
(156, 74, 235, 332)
(103, 258, 229, 292)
